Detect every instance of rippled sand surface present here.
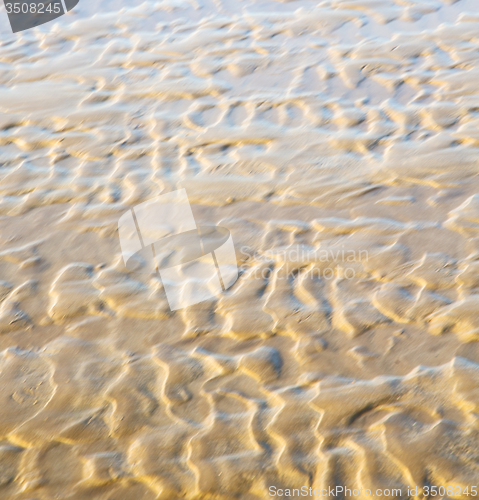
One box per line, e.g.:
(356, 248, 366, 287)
(1, 0, 479, 498)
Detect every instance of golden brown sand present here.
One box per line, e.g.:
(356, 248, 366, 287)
(1, 0, 479, 498)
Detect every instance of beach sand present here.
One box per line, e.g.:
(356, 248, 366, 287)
(1, 0, 479, 497)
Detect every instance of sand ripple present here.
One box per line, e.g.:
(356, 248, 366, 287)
(1, 0, 479, 497)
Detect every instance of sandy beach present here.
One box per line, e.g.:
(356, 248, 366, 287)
(1, 0, 479, 497)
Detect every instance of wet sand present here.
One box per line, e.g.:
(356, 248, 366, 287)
(1, 0, 479, 498)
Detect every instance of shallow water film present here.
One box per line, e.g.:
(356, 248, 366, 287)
(1, 0, 479, 498)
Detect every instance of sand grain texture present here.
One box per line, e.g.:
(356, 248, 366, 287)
(0, 0, 479, 497)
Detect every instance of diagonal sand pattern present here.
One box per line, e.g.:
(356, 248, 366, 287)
(0, 0, 479, 497)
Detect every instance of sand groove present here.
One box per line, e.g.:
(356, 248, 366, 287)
(1, 0, 479, 497)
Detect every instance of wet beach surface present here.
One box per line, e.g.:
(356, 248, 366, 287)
(1, 0, 479, 498)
